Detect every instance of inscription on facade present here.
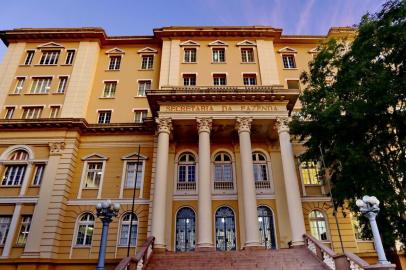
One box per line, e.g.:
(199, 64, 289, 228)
(162, 103, 285, 113)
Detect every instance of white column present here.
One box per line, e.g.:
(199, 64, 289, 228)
(276, 117, 306, 246)
(1, 204, 22, 257)
(236, 117, 261, 248)
(151, 118, 172, 249)
(196, 118, 214, 249)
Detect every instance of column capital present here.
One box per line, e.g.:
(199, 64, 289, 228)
(275, 117, 291, 134)
(155, 117, 172, 134)
(196, 117, 212, 134)
(235, 117, 252, 134)
(49, 142, 65, 156)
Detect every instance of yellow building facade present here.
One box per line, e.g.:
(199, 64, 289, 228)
(0, 26, 376, 269)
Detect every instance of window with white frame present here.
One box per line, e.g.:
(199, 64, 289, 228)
(49, 106, 60, 118)
(184, 48, 196, 63)
(4, 107, 15, 119)
(103, 81, 117, 98)
(178, 153, 196, 183)
(241, 48, 254, 63)
(22, 106, 43, 119)
(75, 213, 94, 246)
(214, 152, 233, 185)
(243, 74, 257, 85)
(98, 110, 111, 124)
(118, 213, 138, 246)
(309, 210, 328, 241)
(137, 80, 151, 96)
(183, 74, 196, 86)
(57, 76, 68, 93)
(141, 55, 154, 70)
(252, 152, 269, 182)
(24, 50, 35, 65)
(65, 50, 75, 65)
(32, 164, 45, 186)
(282, 54, 296, 69)
(30, 77, 52, 94)
(84, 162, 103, 188)
(213, 74, 227, 86)
(124, 161, 143, 189)
(108, 56, 121, 70)
(14, 77, 25, 94)
(16, 215, 32, 246)
(212, 48, 225, 63)
(301, 161, 321, 185)
(134, 110, 147, 123)
(39, 50, 60, 65)
(0, 216, 11, 245)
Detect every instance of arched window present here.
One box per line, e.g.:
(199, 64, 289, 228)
(252, 152, 269, 182)
(118, 213, 138, 246)
(213, 152, 233, 190)
(75, 213, 94, 246)
(301, 161, 321, 185)
(257, 206, 276, 249)
(178, 153, 196, 183)
(9, 150, 29, 161)
(1, 150, 29, 186)
(215, 207, 236, 251)
(175, 207, 196, 252)
(309, 210, 328, 241)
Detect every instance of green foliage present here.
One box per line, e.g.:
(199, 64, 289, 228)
(290, 0, 406, 250)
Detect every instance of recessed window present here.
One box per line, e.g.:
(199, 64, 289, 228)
(243, 74, 257, 86)
(124, 162, 143, 188)
(84, 162, 103, 188)
(138, 80, 151, 96)
(212, 48, 225, 63)
(22, 107, 43, 119)
(57, 76, 68, 93)
(309, 210, 328, 241)
(14, 77, 25, 94)
(2, 165, 26, 186)
(5, 107, 15, 119)
(118, 213, 138, 246)
(141, 55, 154, 70)
(49, 106, 60, 118)
(183, 74, 196, 86)
(16, 215, 32, 246)
(24, 50, 35, 65)
(241, 48, 254, 63)
(108, 56, 121, 70)
(252, 152, 268, 182)
(30, 77, 52, 94)
(65, 50, 75, 65)
(178, 153, 196, 183)
(134, 110, 147, 123)
(184, 48, 196, 63)
(282, 55, 296, 69)
(32, 164, 45, 186)
(39, 51, 60, 65)
(0, 216, 12, 245)
(103, 81, 117, 98)
(75, 213, 94, 246)
(213, 74, 227, 86)
(301, 161, 321, 185)
(98, 110, 111, 124)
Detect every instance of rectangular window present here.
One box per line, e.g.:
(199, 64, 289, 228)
(98, 110, 111, 124)
(287, 80, 300, 89)
(243, 74, 257, 86)
(212, 48, 225, 63)
(124, 162, 143, 188)
(32, 164, 45, 186)
(134, 110, 147, 123)
(24, 50, 35, 65)
(184, 48, 196, 63)
(84, 162, 103, 188)
(141, 55, 154, 70)
(65, 50, 75, 65)
(138, 80, 151, 96)
(282, 55, 296, 69)
(5, 107, 15, 119)
(241, 48, 254, 63)
(301, 161, 321, 185)
(0, 216, 12, 245)
(22, 107, 43, 119)
(2, 165, 26, 186)
(57, 76, 68, 93)
(103, 81, 117, 98)
(39, 51, 60, 65)
(183, 74, 196, 86)
(49, 106, 60, 118)
(16, 215, 32, 246)
(213, 74, 227, 86)
(108, 56, 121, 70)
(14, 77, 25, 94)
(30, 77, 52, 94)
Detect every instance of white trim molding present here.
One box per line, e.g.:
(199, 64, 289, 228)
(208, 40, 228, 47)
(277, 47, 298, 54)
(105, 48, 125, 54)
(236, 40, 257, 46)
(137, 47, 158, 54)
(180, 40, 200, 47)
(37, 42, 64, 49)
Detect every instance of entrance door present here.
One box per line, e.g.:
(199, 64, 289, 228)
(215, 207, 236, 251)
(175, 207, 195, 252)
(257, 206, 276, 249)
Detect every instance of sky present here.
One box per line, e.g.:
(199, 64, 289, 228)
(0, 0, 386, 61)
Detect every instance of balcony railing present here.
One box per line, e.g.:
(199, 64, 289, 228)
(177, 182, 196, 191)
(255, 180, 271, 189)
(213, 181, 234, 190)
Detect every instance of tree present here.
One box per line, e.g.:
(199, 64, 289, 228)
(290, 0, 405, 252)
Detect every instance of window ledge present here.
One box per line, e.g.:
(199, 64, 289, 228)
(73, 245, 92, 249)
(60, 64, 73, 66)
(52, 92, 65, 95)
(105, 69, 120, 72)
(0, 185, 22, 188)
(134, 96, 146, 98)
(241, 62, 256, 64)
(34, 64, 58, 66)
(182, 62, 197, 64)
(283, 68, 298, 70)
(29, 185, 41, 188)
(8, 93, 21, 96)
(211, 62, 226, 64)
(24, 93, 49, 95)
(82, 187, 100, 190)
(138, 69, 154, 71)
(99, 97, 115, 99)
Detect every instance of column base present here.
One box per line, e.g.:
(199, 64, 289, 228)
(20, 251, 40, 258)
(195, 245, 215, 252)
(290, 240, 305, 247)
(243, 246, 264, 251)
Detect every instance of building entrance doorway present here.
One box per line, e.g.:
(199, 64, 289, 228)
(175, 207, 196, 252)
(215, 206, 236, 251)
(257, 206, 276, 249)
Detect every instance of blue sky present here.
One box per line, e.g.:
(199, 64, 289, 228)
(0, 0, 386, 61)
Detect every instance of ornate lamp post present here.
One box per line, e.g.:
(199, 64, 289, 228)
(96, 200, 120, 270)
(356, 195, 390, 264)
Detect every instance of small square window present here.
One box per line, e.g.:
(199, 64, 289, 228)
(184, 48, 196, 63)
(109, 56, 121, 70)
(213, 74, 227, 86)
(282, 55, 296, 69)
(98, 111, 111, 124)
(138, 81, 151, 96)
(241, 48, 254, 63)
(134, 110, 147, 123)
(103, 81, 117, 98)
(141, 55, 154, 70)
(183, 74, 196, 86)
(212, 48, 225, 63)
(243, 74, 257, 86)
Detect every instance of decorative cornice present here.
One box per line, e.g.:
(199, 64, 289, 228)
(196, 117, 212, 134)
(235, 117, 252, 134)
(155, 117, 172, 134)
(49, 142, 65, 156)
(275, 117, 290, 133)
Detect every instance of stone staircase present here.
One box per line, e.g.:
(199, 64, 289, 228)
(145, 247, 329, 270)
